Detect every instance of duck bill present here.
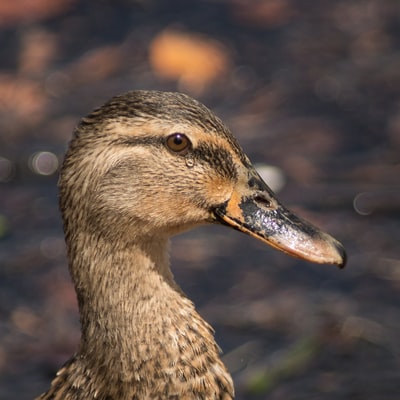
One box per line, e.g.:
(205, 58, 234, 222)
(213, 171, 346, 268)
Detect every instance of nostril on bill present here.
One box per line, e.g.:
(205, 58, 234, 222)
(253, 194, 273, 209)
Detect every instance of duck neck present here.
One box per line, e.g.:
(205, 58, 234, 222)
(69, 231, 179, 355)
(66, 229, 231, 392)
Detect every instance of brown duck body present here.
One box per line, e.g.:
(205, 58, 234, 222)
(37, 91, 345, 399)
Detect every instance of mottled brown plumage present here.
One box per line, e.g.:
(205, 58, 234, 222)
(36, 90, 345, 400)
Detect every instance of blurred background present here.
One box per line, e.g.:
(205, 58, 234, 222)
(0, 1, 399, 399)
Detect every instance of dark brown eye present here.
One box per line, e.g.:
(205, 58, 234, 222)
(166, 133, 191, 154)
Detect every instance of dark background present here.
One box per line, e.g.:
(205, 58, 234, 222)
(0, 1, 399, 399)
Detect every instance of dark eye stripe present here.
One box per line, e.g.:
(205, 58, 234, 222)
(112, 136, 163, 147)
(194, 143, 237, 180)
(112, 135, 237, 179)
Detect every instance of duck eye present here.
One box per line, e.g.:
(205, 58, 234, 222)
(166, 133, 191, 154)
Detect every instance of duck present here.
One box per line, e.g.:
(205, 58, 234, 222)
(36, 90, 346, 400)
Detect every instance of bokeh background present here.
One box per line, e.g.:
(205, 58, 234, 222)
(0, 1, 399, 399)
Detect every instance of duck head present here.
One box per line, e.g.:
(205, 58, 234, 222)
(60, 90, 345, 268)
